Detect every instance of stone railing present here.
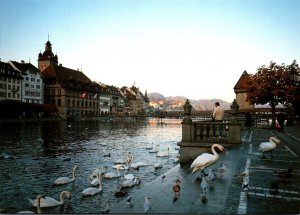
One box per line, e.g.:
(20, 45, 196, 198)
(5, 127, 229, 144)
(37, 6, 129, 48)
(184, 120, 230, 143)
(178, 99, 241, 163)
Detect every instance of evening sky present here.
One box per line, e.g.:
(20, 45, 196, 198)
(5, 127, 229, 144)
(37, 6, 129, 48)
(0, 0, 299, 102)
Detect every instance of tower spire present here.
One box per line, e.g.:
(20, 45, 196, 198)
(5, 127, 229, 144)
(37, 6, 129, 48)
(48, 33, 50, 41)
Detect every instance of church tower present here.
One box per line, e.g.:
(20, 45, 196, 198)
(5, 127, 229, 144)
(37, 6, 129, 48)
(38, 38, 58, 71)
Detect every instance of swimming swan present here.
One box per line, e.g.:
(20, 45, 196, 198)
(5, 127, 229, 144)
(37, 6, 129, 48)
(114, 152, 133, 164)
(54, 165, 78, 185)
(82, 173, 104, 196)
(149, 145, 159, 153)
(103, 166, 121, 179)
(156, 148, 170, 157)
(191, 144, 225, 175)
(28, 191, 71, 208)
(18, 194, 45, 213)
(124, 173, 135, 180)
(130, 161, 149, 169)
(121, 177, 141, 188)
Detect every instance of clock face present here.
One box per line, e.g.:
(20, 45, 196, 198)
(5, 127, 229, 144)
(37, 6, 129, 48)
(42, 64, 46, 69)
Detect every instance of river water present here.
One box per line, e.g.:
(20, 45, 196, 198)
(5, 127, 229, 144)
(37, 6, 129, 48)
(0, 118, 182, 214)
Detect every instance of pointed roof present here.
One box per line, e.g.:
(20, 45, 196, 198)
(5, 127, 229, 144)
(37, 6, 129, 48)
(234, 70, 251, 93)
(38, 40, 58, 64)
(10, 61, 40, 75)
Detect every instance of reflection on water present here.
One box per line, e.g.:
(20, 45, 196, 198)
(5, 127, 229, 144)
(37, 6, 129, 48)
(0, 118, 182, 213)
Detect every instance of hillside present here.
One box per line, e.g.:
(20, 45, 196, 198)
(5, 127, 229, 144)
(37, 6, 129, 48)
(148, 92, 231, 111)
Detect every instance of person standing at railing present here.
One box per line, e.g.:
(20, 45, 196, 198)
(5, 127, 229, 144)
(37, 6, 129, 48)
(212, 102, 224, 139)
(276, 109, 286, 133)
(245, 112, 252, 131)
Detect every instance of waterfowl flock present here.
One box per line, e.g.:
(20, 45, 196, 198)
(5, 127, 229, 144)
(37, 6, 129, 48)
(0, 138, 180, 214)
(2, 125, 292, 214)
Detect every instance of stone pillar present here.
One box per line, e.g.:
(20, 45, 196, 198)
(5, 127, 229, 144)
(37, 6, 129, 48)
(181, 117, 194, 142)
(181, 99, 193, 142)
(228, 99, 241, 144)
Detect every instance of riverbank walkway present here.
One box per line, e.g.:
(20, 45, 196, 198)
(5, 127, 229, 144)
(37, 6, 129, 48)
(110, 123, 300, 214)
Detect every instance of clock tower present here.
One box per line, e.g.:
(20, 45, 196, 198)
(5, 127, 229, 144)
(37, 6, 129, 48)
(38, 39, 58, 71)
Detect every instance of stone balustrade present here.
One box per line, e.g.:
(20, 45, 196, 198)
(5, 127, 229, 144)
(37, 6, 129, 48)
(178, 99, 242, 163)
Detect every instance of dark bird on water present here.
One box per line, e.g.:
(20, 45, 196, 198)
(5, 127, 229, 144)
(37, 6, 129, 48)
(115, 191, 128, 198)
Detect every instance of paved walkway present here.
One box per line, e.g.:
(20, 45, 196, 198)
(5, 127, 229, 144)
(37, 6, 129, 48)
(110, 124, 300, 214)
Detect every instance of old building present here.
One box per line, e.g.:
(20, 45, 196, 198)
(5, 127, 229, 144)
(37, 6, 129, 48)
(120, 85, 148, 115)
(107, 85, 125, 115)
(41, 64, 101, 117)
(234, 70, 254, 110)
(10, 60, 44, 104)
(0, 61, 23, 101)
(38, 39, 101, 118)
(98, 82, 111, 115)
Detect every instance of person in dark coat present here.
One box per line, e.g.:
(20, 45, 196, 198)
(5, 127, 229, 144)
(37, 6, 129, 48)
(277, 109, 286, 132)
(245, 112, 252, 131)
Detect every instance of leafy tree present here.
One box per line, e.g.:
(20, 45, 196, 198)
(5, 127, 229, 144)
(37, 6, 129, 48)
(246, 61, 294, 126)
(283, 60, 300, 118)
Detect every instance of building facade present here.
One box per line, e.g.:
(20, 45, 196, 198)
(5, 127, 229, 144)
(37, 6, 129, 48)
(11, 60, 44, 104)
(38, 39, 101, 118)
(0, 61, 23, 101)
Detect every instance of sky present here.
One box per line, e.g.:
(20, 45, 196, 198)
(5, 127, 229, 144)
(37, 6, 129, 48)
(0, 0, 299, 102)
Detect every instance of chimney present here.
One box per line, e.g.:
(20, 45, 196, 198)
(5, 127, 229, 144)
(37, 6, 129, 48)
(21, 60, 25, 64)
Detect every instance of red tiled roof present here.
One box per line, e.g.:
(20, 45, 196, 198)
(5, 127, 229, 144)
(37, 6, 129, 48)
(42, 64, 91, 83)
(234, 71, 251, 90)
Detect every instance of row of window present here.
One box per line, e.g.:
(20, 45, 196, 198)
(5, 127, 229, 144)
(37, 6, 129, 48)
(25, 91, 41, 97)
(0, 69, 20, 77)
(25, 77, 41, 83)
(24, 83, 41, 89)
(1, 92, 21, 99)
(67, 99, 99, 109)
(24, 99, 42, 104)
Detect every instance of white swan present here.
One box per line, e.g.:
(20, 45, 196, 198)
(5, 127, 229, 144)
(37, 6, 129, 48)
(191, 144, 225, 175)
(149, 144, 159, 153)
(146, 142, 154, 150)
(121, 177, 141, 188)
(103, 166, 121, 179)
(89, 166, 107, 180)
(157, 148, 170, 157)
(130, 161, 149, 169)
(124, 173, 135, 180)
(114, 152, 133, 164)
(259, 136, 283, 159)
(82, 173, 104, 196)
(18, 194, 45, 213)
(113, 163, 129, 170)
(28, 191, 71, 208)
(53, 165, 78, 185)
